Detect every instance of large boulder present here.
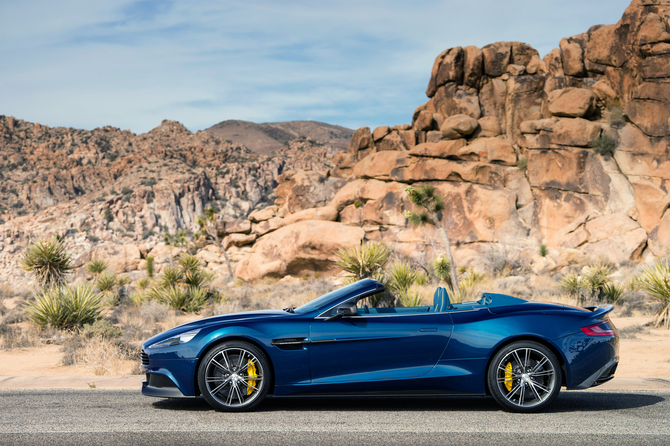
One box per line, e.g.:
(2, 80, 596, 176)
(352, 151, 410, 180)
(440, 114, 479, 139)
(409, 139, 467, 158)
(436, 47, 465, 87)
(482, 42, 512, 77)
(548, 88, 597, 118)
(432, 83, 481, 119)
(519, 117, 602, 148)
(463, 46, 483, 88)
(274, 170, 344, 214)
(559, 37, 585, 76)
(235, 221, 365, 281)
(77, 244, 142, 274)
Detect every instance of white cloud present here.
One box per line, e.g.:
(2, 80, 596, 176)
(0, 0, 633, 133)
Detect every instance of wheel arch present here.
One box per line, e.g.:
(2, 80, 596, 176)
(483, 335, 568, 395)
(193, 335, 276, 397)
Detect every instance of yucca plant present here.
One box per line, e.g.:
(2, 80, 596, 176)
(95, 272, 118, 294)
(337, 242, 393, 282)
(559, 273, 587, 301)
(24, 284, 103, 330)
(128, 290, 147, 306)
(415, 271, 430, 286)
(177, 253, 201, 276)
(398, 286, 425, 307)
(636, 260, 670, 329)
(158, 266, 184, 289)
(433, 254, 452, 286)
(19, 236, 74, 290)
(583, 263, 612, 297)
(388, 261, 419, 295)
(404, 184, 459, 288)
(152, 286, 207, 313)
(452, 270, 485, 303)
(337, 242, 393, 307)
(86, 259, 108, 277)
(145, 255, 155, 278)
(116, 275, 131, 287)
(539, 243, 548, 257)
(601, 282, 625, 304)
(136, 278, 151, 290)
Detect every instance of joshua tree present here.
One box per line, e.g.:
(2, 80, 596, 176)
(404, 185, 459, 289)
(195, 206, 234, 279)
(19, 236, 74, 290)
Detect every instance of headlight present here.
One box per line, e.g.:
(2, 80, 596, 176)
(148, 329, 201, 349)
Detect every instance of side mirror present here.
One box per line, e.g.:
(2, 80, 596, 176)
(324, 302, 358, 321)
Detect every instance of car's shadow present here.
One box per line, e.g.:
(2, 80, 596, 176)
(151, 391, 665, 413)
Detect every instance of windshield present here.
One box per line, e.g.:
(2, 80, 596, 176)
(294, 282, 362, 314)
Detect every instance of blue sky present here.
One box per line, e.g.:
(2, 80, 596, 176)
(0, 0, 632, 134)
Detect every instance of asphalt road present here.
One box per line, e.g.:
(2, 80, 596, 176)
(0, 389, 668, 445)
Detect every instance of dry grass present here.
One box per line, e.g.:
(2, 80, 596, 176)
(67, 336, 139, 375)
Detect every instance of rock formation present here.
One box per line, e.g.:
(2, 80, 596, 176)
(230, 0, 670, 280)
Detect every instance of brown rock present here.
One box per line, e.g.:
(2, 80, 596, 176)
(537, 189, 603, 244)
(399, 129, 416, 149)
(626, 82, 670, 136)
(519, 118, 602, 148)
(397, 158, 506, 187)
(234, 221, 365, 281)
(590, 78, 618, 103)
(637, 13, 670, 46)
(248, 206, 277, 223)
(482, 42, 512, 77)
(414, 110, 434, 131)
(642, 55, 670, 79)
(614, 150, 670, 180)
(347, 127, 373, 154)
(617, 124, 667, 155)
(504, 75, 546, 143)
(544, 48, 564, 76)
(436, 47, 464, 87)
(376, 131, 408, 151)
(511, 42, 540, 67)
(628, 176, 670, 232)
(585, 24, 629, 68)
(440, 114, 479, 139)
(476, 116, 502, 137)
(479, 79, 507, 130)
(222, 233, 256, 250)
(463, 137, 517, 164)
(372, 126, 391, 141)
(425, 131, 444, 143)
(525, 54, 546, 75)
(408, 139, 467, 158)
(548, 88, 597, 118)
(426, 48, 450, 98)
(274, 170, 344, 214)
(527, 148, 610, 196)
(251, 217, 283, 236)
(329, 179, 406, 212)
(559, 37, 585, 76)
(649, 212, 670, 257)
(433, 83, 481, 119)
(582, 214, 647, 263)
(219, 219, 251, 236)
(352, 151, 410, 180)
(463, 46, 483, 88)
(507, 64, 526, 76)
(282, 206, 339, 226)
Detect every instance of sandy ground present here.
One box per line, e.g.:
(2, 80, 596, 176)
(0, 316, 668, 378)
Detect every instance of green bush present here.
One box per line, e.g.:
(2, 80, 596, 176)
(150, 286, 208, 313)
(86, 259, 108, 276)
(336, 242, 392, 282)
(517, 156, 528, 171)
(24, 284, 103, 330)
(636, 259, 670, 329)
(433, 254, 451, 284)
(80, 319, 122, 339)
(387, 261, 419, 295)
(539, 243, 548, 257)
(19, 236, 74, 290)
(145, 256, 155, 278)
(95, 272, 118, 293)
(398, 287, 424, 307)
(592, 134, 617, 158)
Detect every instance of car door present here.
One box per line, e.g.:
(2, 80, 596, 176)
(308, 310, 453, 384)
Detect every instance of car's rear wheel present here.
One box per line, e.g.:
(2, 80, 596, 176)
(197, 340, 271, 412)
(487, 341, 561, 413)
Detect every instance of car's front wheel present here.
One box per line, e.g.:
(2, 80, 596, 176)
(197, 340, 271, 412)
(487, 341, 562, 413)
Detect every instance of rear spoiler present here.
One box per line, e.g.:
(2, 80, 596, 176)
(582, 304, 614, 319)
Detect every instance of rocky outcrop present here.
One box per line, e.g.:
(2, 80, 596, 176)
(231, 0, 670, 280)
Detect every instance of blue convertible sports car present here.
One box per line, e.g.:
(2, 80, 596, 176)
(140, 278, 619, 412)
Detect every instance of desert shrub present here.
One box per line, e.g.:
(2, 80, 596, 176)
(149, 255, 217, 313)
(387, 261, 419, 295)
(24, 284, 103, 330)
(583, 263, 613, 297)
(433, 254, 451, 285)
(139, 300, 171, 323)
(398, 286, 425, 307)
(64, 336, 138, 375)
(95, 272, 118, 293)
(19, 236, 74, 290)
(517, 156, 528, 171)
(559, 272, 585, 297)
(145, 256, 155, 278)
(636, 259, 670, 328)
(2, 307, 27, 324)
(80, 319, 122, 339)
(336, 242, 392, 282)
(415, 271, 430, 286)
(0, 324, 39, 349)
(86, 259, 108, 276)
(601, 282, 625, 304)
(136, 278, 150, 290)
(539, 243, 548, 257)
(104, 208, 113, 223)
(116, 275, 131, 287)
(150, 286, 208, 313)
(592, 133, 617, 158)
(157, 266, 183, 289)
(353, 198, 364, 208)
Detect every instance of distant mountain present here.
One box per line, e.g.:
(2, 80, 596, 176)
(205, 120, 354, 155)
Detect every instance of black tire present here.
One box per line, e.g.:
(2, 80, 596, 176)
(487, 341, 562, 413)
(197, 340, 271, 412)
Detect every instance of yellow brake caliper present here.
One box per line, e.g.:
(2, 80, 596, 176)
(246, 359, 257, 396)
(504, 362, 513, 392)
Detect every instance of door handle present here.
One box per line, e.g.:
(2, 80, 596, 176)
(420, 328, 438, 332)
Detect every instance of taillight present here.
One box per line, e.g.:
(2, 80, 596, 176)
(581, 321, 617, 337)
